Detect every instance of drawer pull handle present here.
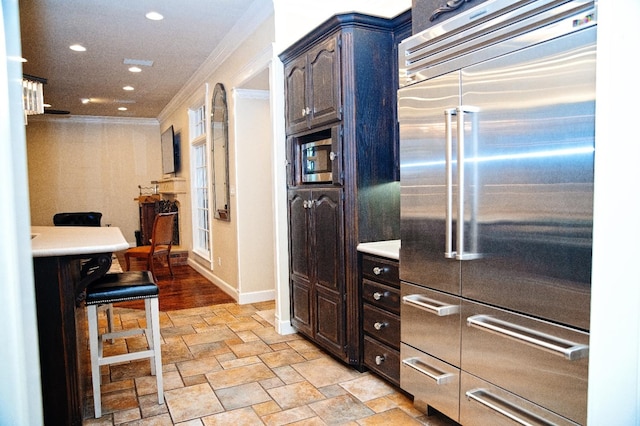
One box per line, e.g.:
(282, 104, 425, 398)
(375, 355, 385, 365)
(466, 315, 589, 361)
(372, 291, 388, 301)
(466, 388, 550, 426)
(402, 294, 460, 316)
(402, 357, 454, 385)
(372, 266, 387, 275)
(373, 321, 387, 330)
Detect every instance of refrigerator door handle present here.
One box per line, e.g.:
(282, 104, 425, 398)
(456, 105, 481, 261)
(467, 315, 589, 361)
(444, 108, 456, 259)
(403, 294, 460, 316)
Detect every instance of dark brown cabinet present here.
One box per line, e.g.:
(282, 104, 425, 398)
(288, 188, 345, 355)
(361, 254, 401, 385)
(281, 11, 410, 367)
(284, 34, 342, 135)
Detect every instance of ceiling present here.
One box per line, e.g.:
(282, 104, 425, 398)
(19, 0, 260, 118)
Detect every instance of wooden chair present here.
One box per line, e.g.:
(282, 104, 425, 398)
(125, 212, 177, 280)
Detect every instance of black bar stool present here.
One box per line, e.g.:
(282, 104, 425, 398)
(85, 271, 164, 418)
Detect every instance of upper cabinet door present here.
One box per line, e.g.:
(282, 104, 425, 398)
(284, 34, 342, 134)
(307, 35, 342, 130)
(284, 56, 308, 135)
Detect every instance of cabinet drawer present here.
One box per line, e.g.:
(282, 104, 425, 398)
(363, 336, 400, 386)
(401, 343, 460, 423)
(460, 372, 580, 426)
(461, 300, 588, 425)
(363, 304, 400, 349)
(362, 256, 399, 287)
(401, 282, 461, 367)
(362, 279, 400, 314)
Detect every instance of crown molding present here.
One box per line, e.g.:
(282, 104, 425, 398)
(157, 0, 273, 123)
(28, 114, 159, 126)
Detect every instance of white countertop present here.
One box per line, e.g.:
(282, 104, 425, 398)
(357, 239, 400, 260)
(31, 226, 129, 257)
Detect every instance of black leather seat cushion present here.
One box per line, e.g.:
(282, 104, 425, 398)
(53, 212, 102, 227)
(86, 271, 158, 305)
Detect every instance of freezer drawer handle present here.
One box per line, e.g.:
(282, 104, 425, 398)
(402, 357, 455, 385)
(465, 388, 552, 426)
(467, 315, 589, 361)
(402, 294, 460, 316)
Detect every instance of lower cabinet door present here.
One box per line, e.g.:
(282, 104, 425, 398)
(400, 343, 460, 423)
(460, 372, 580, 426)
(363, 336, 400, 386)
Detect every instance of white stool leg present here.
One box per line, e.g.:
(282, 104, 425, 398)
(87, 304, 103, 418)
(149, 297, 164, 404)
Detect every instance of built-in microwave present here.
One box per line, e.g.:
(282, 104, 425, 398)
(301, 138, 334, 183)
(288, 125, 341, 186)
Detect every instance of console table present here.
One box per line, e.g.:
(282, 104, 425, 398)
(31, 226, 129, 425)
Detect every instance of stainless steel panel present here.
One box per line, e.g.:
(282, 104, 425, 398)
(461, 301, 588, 424)
(401, 282, 461, 366)
(399, 71, 462, 296)
(460, 372, 580, 426)
(459, 27, 596, 330)
(401, 343, 460, 422)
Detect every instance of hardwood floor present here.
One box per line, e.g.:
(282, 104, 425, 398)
(113, 250, 235, 311)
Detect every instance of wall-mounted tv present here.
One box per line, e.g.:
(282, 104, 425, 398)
(161, 125, 181, 175)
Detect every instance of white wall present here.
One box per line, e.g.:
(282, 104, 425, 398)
(26, 116, 161, 245)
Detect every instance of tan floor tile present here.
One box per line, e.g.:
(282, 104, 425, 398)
(267, 381, 325, 410)
(260, 348, 306, 368)
(206, 362, 275, 390)
(309, 394, 374, 424)
(227, 317, 265, 332)
(215, 382, 272, 410)
(177, 356, 222, 377)
(189, 341, 231, 359)
(182, 328, 237, 346)
(201, 406, 263, 426)
(112, 407, 140, 423)
(218, 355, 262, 370)
(138, 392, 170, 418)
(235, 330, 260, 342)
(356, 407, 424, 425)
(164, 383, 224, 423)
(288, 417, 328, 426)
(228, 340, 273, 358)
(317, 383, 348, 399)
(292, 357, 361, 388)
(261, 405, 317, 426)
(183, 374, 208, 387)
(252, 400, 282, 417)
(253, 327, 301, 345)
(364, 395, 398, 413)
(259, 376, 286, 390)
(271, 365, 305, 385)
(110, 360, 151, 381)
(161, 325, 196, 338)
(339, 375, 396, 403)
(100, 388, 139, 415)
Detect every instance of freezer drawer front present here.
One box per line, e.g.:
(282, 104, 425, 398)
(461, 301, 588, 425)
(401, 282, 461, 366)
(401, 343, 460, 422)
(460, 372, 580, 426)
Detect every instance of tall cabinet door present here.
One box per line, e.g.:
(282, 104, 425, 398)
(308, 35, 342, 129)
(313, 189, 345, 353)
(288, 189, 313, 335)
(284, 56, 308, 135)
(399, 71, 462, 296)
(459, 27, 596, 330)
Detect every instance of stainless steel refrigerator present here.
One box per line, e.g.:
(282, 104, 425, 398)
(398, 0, 596, 424)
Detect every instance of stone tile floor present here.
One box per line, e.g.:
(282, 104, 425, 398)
(80, 300, 458, 425)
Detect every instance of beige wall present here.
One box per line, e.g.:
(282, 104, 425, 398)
(26, 116, 161, 245)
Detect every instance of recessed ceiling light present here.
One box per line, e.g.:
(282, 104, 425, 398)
(43, 103, 51, 108)
(128, 66, 142, 73)
(118, 107, 128, 111)
(69, 44, 86, 52)
(145, 11, 164, 21)
(123, 86, 134, 91)
(81, 98, 90, 104)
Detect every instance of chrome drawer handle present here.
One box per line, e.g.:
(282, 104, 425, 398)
(466, 315, 589, 361)
(402, 357, 454, 385)
(372, 291, 388, 301)
(402, 294, 460, 316)
(375, 355, 385, 365)
(372, 266, 386, 275)
(373, 321, 387, 330)
(466, 388, 549, 426)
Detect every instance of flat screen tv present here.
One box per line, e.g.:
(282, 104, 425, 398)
(161, 125, 180, 175)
